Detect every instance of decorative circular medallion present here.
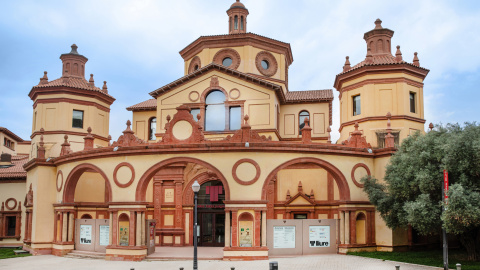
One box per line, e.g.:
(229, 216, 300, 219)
(172, 120, 193, 140)
(229, 88, 240, 100)
(189, 91, 200, 102)
(56, 170, 64, 192)
(351, 163, 371, 188)
(188, 56, 201, 74)
(113, 162, 135, 188)
(255, 51, 278, 77)
(5, 198, 17, 210)
(232, 159, 261, 185)
(213, 48, 241, 70)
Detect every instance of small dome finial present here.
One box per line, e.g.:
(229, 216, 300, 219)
(413, 52, 420, 66)
(374, 18, 383, 29)
(343, 56, 351, 72)
(70, 44, 79, 54)
(102, 81, 108, 93)
(395, 45, 403, 62)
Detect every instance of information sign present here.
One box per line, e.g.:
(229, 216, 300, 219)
(308, 226, 330, 247)
(273, 226, 295, 249)
(99, 225, 109, 246)
(80, 225, 92, 244)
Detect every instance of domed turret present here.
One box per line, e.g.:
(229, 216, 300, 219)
(227, 0, 249, 34)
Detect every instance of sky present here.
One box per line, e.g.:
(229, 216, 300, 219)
(1, 0, 479, 142)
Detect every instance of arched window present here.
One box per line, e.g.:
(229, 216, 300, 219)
(81, 214, 92, 219)
(149, 117, 157, 141)
(234, 15, 238, 30)
(241, 16, 244, 30)
(205, 90, 226, 131)
(299, 111, 309, 135)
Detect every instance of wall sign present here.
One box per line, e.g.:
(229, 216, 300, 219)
(309, 226, 330, 247)
(119, 221, 129, 246)
(80, 225, 92, 244)
(273, 226, 295, 248)
(99, 225, 110, 246)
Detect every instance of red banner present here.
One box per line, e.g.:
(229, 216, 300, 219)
(443, 170, 449, 202)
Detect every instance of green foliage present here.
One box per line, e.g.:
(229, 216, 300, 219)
(362, 122, 480, 260)
(0, 248, 31, 259)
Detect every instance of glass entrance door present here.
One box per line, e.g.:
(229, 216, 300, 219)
(198, 212, 225, 246)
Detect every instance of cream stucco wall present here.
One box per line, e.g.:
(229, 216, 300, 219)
(132, 110, 157, 142)
(279, 103, 330, 139)
(0, 182, 26, 245)
(185, 45, 287, 85)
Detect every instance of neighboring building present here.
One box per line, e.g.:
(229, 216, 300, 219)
(0, 128, 29, 247)
(1, 0, 430, 261)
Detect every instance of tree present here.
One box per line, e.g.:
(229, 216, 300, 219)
(362, 123, 480, 261)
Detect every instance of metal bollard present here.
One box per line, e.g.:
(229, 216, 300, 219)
(180, 268, 184, 270)
(395, 266, 400, 270)
(130, 268, 134, 270)
(269, 261, 278, 270)
(231, 267, 235, 270)
(456, 263, 461, 270)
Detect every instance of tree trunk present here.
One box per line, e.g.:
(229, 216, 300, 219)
(458, 229, 480, 261)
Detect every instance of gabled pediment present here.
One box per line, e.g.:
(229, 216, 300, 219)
(285, 192, 315, 206)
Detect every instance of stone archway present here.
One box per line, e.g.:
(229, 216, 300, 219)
(63, 163, 112, 203)
(135, 157, 230, 202)
(261, 157, 351, 201)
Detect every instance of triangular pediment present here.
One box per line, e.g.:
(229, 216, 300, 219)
(149, 63, 285, 102)
(285, 192, 315, 206)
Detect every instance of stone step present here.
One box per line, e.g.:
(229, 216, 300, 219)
(65, 250, 105, 260)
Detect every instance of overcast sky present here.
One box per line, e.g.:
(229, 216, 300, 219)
(1, 0, 479, 142)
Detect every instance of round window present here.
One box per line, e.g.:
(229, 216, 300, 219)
(223, 57, 233, 67)
(261, 60, 269, 70)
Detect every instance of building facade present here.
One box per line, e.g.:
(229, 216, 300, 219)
(0, 0, 430, 261)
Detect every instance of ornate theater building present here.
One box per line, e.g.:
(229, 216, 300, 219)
(0, 0, 430, 261)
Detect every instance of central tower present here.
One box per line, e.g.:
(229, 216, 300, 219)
(227, 0, 249, 34)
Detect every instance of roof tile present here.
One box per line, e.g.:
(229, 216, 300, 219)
(32, 77, 114, 99)
(127, 99, 157, 111)
(0, 155, 28, 179)
(285, 90, 333, 102)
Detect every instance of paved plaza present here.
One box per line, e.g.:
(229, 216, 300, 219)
(0, 254, 443, 270)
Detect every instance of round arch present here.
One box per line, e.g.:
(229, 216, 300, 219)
(63, 163, 112, 203)
(261, 157, 351, 201)
(136, 157, 230, 202)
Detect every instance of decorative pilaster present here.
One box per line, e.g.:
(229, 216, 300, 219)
(129, 211, 136, 246)
(231, 211, 238, 247)
(344, 210, 350, 244)
(339, 211, 345, 244)
(261, 211, 267, 247)
(350, 211, 356, 245)
(68, 212, 74, 242)
(225, 211, 231, 247)
(254, 211, 261, 247)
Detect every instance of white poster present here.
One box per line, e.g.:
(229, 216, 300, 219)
(309, 226, 330, 247)
(273, 226, 295, 249)
(99, 225, 109, 246)
(80, 225, 92, 244)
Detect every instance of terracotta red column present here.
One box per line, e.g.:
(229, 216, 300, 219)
(153, 181, 163, 229)
(350, 211, 356, 245)
(254, 211, 261, 247)
(112, 211, 118, 246)
(129, 211, 136, 246)
(175, 181, 183, 228)
(266, 180, 275, 219)
(231, 211, 238, 247)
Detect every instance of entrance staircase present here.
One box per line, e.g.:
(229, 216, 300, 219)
(64, 250, 106, 260)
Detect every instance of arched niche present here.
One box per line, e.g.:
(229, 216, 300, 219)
(261, 157, 351, 201)
(63, 163, 112, 203)
(356, 212, 366, 244)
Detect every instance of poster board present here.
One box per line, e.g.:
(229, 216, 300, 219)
(273, 226, 296, 248)
(239, 220, 253, 247)
(99, 225, 109, 246)
(80, 225, 92, 244)
(119, 221, 129, 246)
(308, 225, 330, 247)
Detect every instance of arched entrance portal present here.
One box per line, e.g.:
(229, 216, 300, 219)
(135, 157, 230, 247)
(197, 180, 225, 247)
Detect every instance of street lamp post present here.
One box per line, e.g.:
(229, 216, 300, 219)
(192, 180, 200, 270)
